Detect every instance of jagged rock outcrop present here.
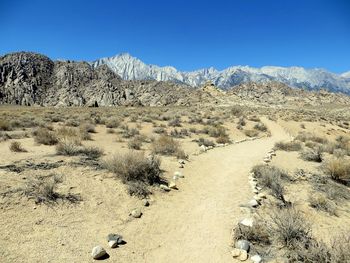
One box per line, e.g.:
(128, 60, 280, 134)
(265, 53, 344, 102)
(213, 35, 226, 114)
(0, 52, 197, 107)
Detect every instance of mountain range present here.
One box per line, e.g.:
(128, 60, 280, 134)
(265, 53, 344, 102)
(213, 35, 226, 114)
(92, 53, 350, 94)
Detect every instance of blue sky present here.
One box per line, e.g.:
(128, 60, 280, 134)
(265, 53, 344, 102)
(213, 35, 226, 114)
(0, 0, 349, 73)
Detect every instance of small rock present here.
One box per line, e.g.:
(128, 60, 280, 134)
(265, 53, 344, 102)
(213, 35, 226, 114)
(251, 254, 262, 263)
(248, 199, 259, 208)
(236, 240, 250, 252)
(174, 171, 184, 178)
(253, 189, 259, 194)
(169, 181, 177, 189)
(263, 158, 271, 163)
(130, 208, 142, 218)
(231, 248, 241, 257)
(239, 218, 253, 227)
(178, 159, 185, 164)
(108, 240, 118, 248)
(179, 164, 184, 168)
(142, 199, 150, 207)
(199, 145, 207, 153)
(160, 184, 171, 191)
(239, 250, 248, 261)
(107, 233, 124, 248)
(91, 246, 107, 259)
(257, 192, 267, 199)
(254, 195, 262, 202)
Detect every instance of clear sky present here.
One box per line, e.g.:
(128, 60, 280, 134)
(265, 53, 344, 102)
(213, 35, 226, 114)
(0, 0, 349, 73)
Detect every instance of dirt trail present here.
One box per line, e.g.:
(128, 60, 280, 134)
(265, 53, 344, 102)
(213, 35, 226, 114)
(117, 118, 290, 263)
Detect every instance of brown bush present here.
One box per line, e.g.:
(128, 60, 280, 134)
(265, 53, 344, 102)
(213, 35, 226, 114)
(33, 127, 59, 145)
(274, 141, 302, 151)
(22, 174, 81, 205)
(308, 194, 337, 216)
(0, 119, 12, 131)
(267, 207, 311, 249)
(102, 151, 161, 185)
(322, 158, 350, 183)
(244, 129, 259, 137)
(152, 135, 184, 157)
(9, 141, 27, 152)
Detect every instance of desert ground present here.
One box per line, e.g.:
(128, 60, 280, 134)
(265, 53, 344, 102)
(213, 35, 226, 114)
(0, 104, 349, 263)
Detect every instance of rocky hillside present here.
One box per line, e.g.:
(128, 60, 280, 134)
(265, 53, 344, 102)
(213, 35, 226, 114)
(227, 82, 350, 106)
(0, 52, 197, 107)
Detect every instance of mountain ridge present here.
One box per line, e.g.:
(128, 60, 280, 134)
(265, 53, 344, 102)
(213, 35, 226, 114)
(91, 53, 350, 94)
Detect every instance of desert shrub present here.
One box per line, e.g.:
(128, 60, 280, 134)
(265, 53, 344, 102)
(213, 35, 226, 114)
(230, 105, 243, 117)
(197, 138, 215, 147)
(153, 127, 166, 134)
(56, 127, 77, 138)
(244, 129, 259, 137)
(65, 119, 80, 127)
(249, 115, 260, 122)
(102, 151, 161, 185)
(120, 125, 139, 138)
(127, 181, 151, 198)
(299, 147, 323, 162)
(152, 135, 182, 157)
(207, 125, 227, 138)
(9, 141, 27, 152)
(291, 239, 331, 263)
(79, 146, 104, 159)
(237, 116, 246, 127)
(274, 141, 302, 151)
(0, 119, 12, 131)
(168, 117, 182, 127)
(55, 138, 81, 156)
(254, 122, 268, 132)
(175, 148, 188, 160)
(80, 123, 96, 133)
(128, 136, 143, 150)
(267, 207, 311, 249)
(216, 135, 230, 144)
(322, 158, 350, 183)
(33, 127, 59, 145)
(170, 128, 189, 138)
(252, 165, 289, 204)
(308, 194, 337, 215)
(106, 118, 120, 128)
(310, 174, 350, 201)
(233, 222, 270, 245)
(330, 231, 350, 262)
(22, 174, 80, 204)
(106, 128, 115, 134)
(188, 116, 203, 124)
(296, 132, 328, 144)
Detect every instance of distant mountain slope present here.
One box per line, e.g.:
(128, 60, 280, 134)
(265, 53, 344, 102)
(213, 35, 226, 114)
(92, 53, 350, 94)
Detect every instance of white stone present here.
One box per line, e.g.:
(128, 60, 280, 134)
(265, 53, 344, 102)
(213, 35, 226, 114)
(160, 184, 171, 191)
(251, 254, 262, 263)
(108, 240, 118, 248)
(239, 218, 253, 227)
(91, 246, 107, 259)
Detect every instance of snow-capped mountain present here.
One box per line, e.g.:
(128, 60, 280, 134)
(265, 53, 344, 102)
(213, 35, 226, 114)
(91, 53, 350, 94)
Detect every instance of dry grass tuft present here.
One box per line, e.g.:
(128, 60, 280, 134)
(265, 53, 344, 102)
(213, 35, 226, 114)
(9, 141, 27, 152)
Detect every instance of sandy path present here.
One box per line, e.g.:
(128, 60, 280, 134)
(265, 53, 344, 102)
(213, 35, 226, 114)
(116, 118, 290, 263)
